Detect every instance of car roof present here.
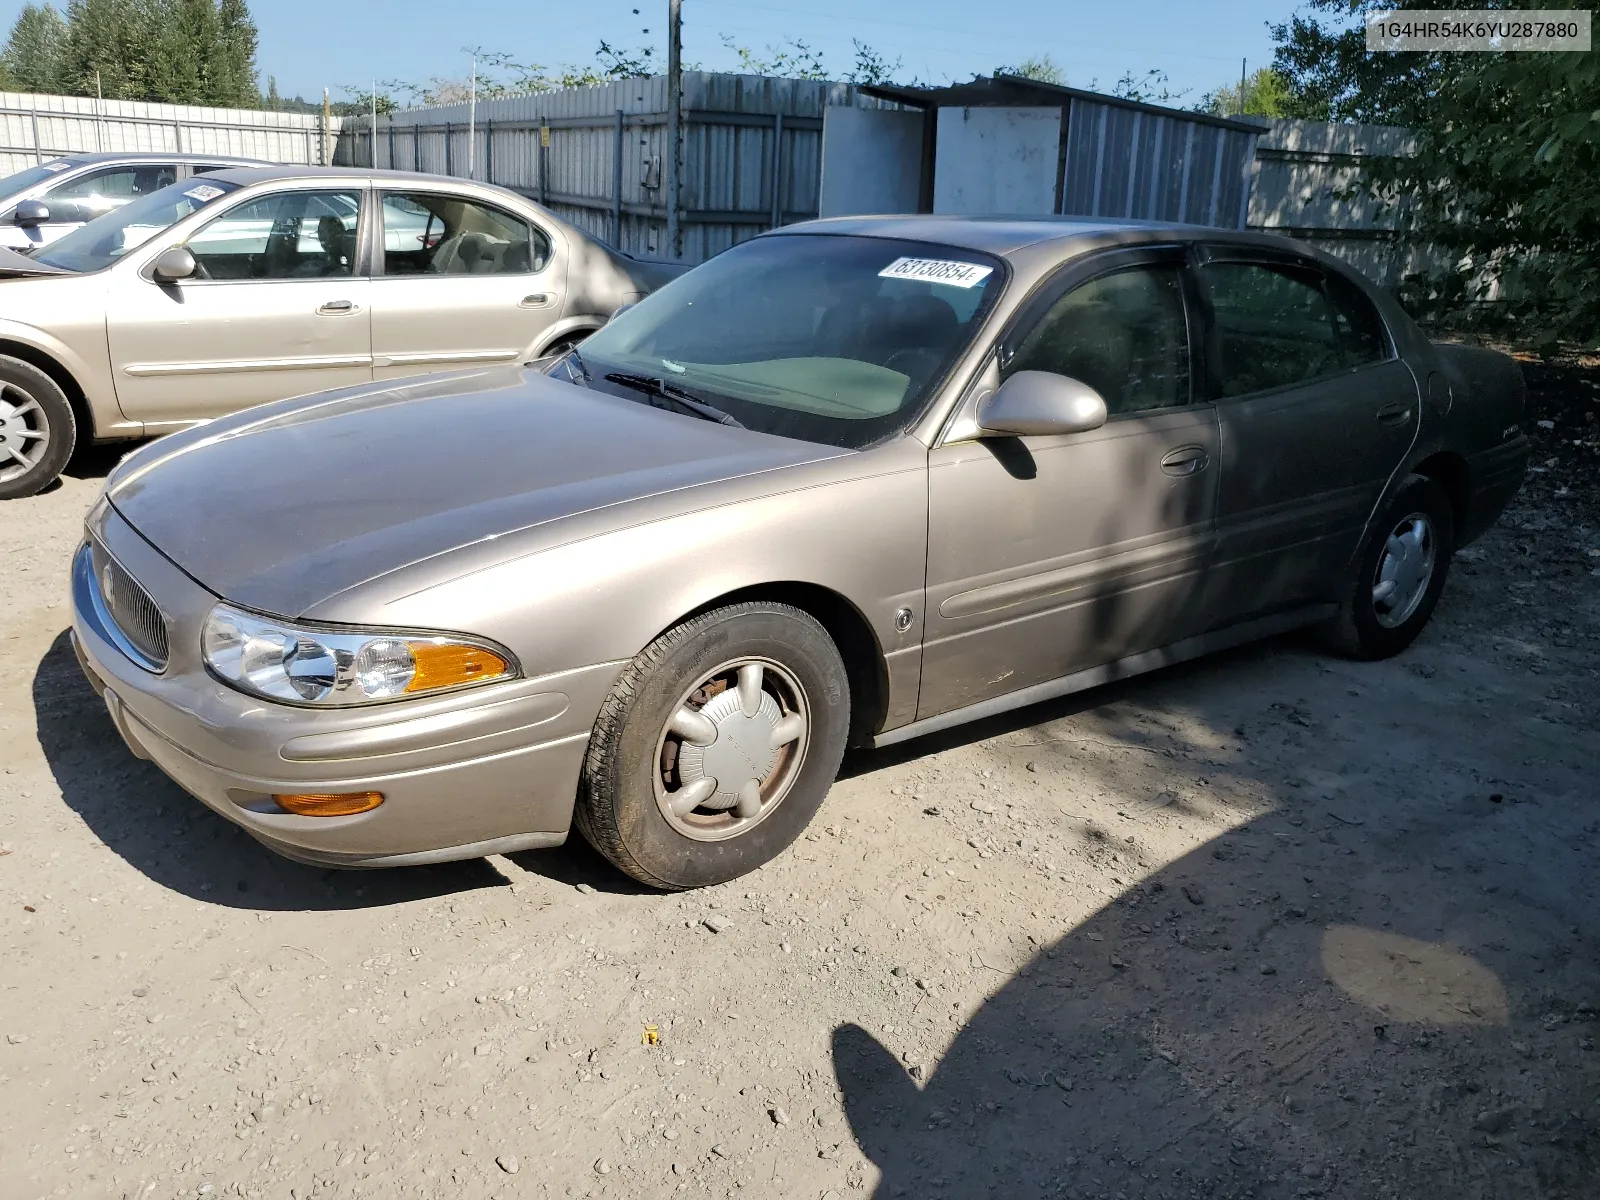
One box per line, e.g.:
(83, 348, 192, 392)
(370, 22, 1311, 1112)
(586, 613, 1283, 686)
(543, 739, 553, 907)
(771, 214, 1309, 260)
(196, 164, 515, 188)
(46, 151, 268, 166)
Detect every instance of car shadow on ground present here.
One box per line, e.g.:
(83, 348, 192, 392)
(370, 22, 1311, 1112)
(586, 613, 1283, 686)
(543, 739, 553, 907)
(830, 645, 1600, 1198)
(32, 630, 508, 911)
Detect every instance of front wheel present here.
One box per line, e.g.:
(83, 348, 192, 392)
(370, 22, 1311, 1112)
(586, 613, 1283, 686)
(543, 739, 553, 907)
(575, 602, 850, 890)
(1320, 474, 1455, 660)
(0, 355, 76, 501)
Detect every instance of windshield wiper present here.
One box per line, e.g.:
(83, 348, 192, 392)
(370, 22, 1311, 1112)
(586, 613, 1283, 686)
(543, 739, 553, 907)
(603, 372, 744, 428)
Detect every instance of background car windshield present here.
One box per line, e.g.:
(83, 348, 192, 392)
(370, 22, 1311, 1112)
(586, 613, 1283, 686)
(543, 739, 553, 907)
(35, 177, 240, 273)
(577, 234, 1003, 449)
(0, 161, 77, 198)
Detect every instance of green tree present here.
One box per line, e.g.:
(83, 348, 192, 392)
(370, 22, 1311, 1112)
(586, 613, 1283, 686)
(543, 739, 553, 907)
(1367, 47, 1600, 350)
(1269, 0, 1469, 123)
(212, 0, 260, 105)
(65, 0, 161, 99)
(1, 4, 69, 93)
(995, 54, 1066, 85)
(1200, 66, 1292, 118)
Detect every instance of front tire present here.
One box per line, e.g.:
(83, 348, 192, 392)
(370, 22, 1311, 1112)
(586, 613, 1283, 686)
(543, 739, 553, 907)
(1320, 474, 1454, 660)
(0, 355, 75, 500)
(576, 602, 850, 890)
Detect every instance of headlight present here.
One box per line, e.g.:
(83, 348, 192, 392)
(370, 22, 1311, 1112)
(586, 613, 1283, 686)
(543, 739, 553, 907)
(201, 604, 515, 706)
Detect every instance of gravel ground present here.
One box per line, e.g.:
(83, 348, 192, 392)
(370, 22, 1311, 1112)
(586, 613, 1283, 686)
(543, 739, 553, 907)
(1, 387, 1597, 1200)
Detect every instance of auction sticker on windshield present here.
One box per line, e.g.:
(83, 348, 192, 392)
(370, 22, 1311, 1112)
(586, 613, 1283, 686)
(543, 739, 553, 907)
(183, 183, 226, 202)
(877, 257, 994, 288)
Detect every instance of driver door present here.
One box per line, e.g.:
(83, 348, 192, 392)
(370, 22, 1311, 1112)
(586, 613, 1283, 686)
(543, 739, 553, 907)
(105, 187, 372, 424)
(918, 248, 1220, 720)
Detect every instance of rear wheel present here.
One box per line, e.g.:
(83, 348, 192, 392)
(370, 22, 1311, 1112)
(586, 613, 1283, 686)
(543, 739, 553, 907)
(575, 602, 850, 890)
(0, 355, 75, 501)
(1320, 474, 1454, 659)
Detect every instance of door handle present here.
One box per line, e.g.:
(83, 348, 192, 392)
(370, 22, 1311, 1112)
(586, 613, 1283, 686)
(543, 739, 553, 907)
(1376, 402, 1413, 426)
(1160, 446, 1209, 477)
(520, 293, 552, 308)
(317, 299, 357, 314)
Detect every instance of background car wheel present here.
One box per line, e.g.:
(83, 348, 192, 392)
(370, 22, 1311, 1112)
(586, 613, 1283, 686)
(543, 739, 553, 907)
(1320, 474, 1455, 660)
(0, 355, 75, 501)
(575, 601, 850, 890)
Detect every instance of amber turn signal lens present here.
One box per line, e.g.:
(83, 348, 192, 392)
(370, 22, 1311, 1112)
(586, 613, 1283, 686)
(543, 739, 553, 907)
(405, 642, 509, 694)
(273, 791, 385, 817)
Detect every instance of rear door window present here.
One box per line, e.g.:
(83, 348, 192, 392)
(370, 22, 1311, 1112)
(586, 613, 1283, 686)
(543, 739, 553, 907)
(379, 192, 551, 276)
(1201, 261, 1391, 398)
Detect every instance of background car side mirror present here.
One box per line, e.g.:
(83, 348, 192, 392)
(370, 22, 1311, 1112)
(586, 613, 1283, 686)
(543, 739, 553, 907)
(150, 246, 197, 284)
(13, 199, 49, 227)
(977, 371, 1109, 437)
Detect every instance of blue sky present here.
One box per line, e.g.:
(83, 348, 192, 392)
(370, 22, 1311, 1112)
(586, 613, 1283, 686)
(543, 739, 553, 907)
(4, 0, 1301, 107)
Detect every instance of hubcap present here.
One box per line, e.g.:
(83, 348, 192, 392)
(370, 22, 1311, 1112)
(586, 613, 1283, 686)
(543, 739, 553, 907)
(1371, 512, 1435, 629)
(653, 658, 810, 842)
(0, 383, 49, 484)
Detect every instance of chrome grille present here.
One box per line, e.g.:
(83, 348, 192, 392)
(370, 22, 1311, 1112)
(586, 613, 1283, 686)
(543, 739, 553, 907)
(91, 541, 169, 669)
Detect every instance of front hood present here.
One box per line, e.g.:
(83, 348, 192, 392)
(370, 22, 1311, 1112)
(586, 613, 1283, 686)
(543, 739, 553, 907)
(109, 368, 843, 617)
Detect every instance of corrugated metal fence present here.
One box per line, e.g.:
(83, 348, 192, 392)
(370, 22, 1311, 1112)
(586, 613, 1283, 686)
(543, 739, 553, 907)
(338, 73, 860, 264)
(0, 91, 343, 174)
(1248, 118, 1436, 289)
(1061, 96, 1258, 227)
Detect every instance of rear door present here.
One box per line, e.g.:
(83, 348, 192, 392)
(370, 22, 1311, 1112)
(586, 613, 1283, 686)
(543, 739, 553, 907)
(369, 190, 565, 380)
(919, 247, 1220, 719)
(1194, 249, 1420, 625)
(105, 185, 371, 424)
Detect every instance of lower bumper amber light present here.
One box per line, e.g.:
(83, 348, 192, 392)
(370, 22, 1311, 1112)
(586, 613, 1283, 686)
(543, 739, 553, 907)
(273, 791, 385, 817)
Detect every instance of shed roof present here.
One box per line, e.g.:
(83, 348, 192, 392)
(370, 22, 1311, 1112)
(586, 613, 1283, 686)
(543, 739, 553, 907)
(858, 74, 1267, 136)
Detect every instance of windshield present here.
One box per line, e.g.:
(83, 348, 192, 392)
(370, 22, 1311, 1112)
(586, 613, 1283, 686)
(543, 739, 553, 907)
(0, 160, 78, 200)
(35, 177, 241, 273)
(576, 233, 1005, 449)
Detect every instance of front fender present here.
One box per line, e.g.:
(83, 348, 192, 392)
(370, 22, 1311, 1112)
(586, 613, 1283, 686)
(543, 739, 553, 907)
(0, 312, 128, 436)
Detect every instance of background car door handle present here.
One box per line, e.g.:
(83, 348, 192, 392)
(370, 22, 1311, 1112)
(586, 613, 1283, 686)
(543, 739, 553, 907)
(1376, 402, 1413, 425)
(1160, 447, 1209, 477)
(317, 299, 357, 314)
(520, 293, 552, 308)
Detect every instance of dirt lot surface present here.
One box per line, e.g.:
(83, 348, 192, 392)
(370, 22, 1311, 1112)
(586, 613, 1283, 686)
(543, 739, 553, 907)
(2, 367, 1598, 1200)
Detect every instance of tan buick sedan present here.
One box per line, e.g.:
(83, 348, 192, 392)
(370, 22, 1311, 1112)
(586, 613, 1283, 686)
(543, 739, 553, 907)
(71, 217, 1529, 889)
(0, 166, 668, 498)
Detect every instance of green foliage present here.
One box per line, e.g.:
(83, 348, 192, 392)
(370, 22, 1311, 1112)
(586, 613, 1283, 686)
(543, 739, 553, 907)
(1103, 68, 1188, 105)
(1, 0, 258, 105)
(1268, 0, 1463, 123)
(720, 33, 827, 81)
(995, 54, 1066, 85)
(1, 4, 68, 93)
(1367, 48, 1600, 350)
(1200, 67, 1292, 118)
(846, 39, 901, 87)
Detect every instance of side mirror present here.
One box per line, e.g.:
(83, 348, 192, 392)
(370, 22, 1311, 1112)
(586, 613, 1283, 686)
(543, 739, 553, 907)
(150, 246, 197, 284)
(977, 370, 1109, 437)
(13, 199, 49, 227)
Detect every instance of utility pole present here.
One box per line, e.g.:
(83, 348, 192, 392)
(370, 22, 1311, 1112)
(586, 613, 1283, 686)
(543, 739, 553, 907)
(1238, 57, 1247, 116)
(665, 0, 682, 260)
(468, 56, 477, 179)
(371, 78, 378, 168)
(322, 87, 331, 165)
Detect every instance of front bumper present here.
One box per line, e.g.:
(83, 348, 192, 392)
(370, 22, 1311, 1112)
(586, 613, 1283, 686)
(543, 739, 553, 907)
(70, 505, 623, 868)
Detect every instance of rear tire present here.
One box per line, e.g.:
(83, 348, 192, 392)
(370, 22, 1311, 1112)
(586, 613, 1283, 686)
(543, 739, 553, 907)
(0, 355, 75, 500)
(575, 602, 850, 890)
(1320, 474, 1454, 660)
